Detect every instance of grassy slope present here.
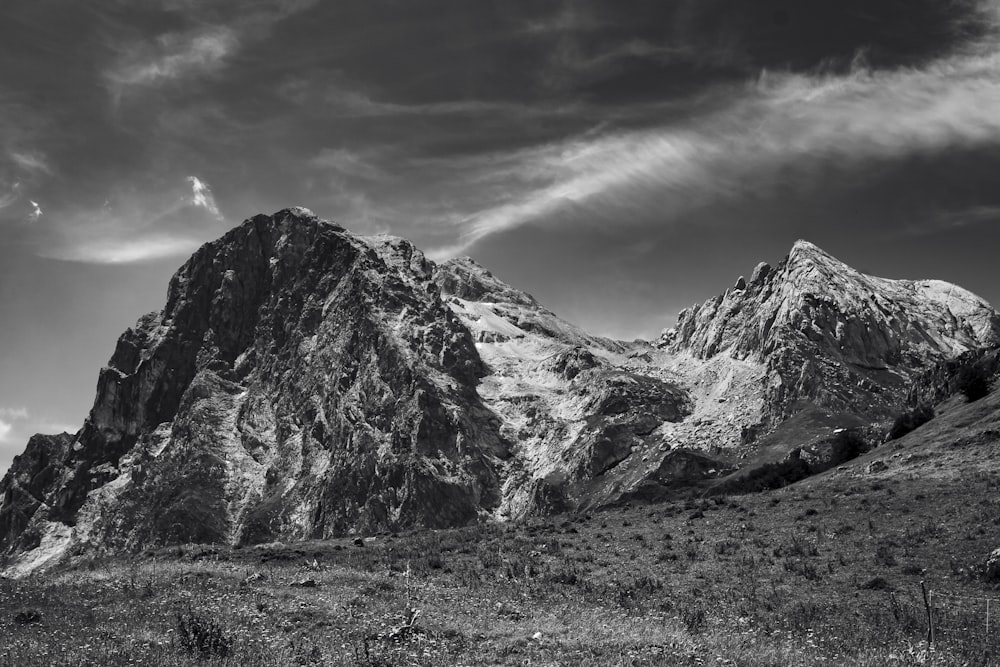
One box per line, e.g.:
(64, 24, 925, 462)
(1, 390, 998, 666)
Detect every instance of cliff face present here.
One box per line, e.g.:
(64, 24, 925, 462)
(2, 221, 997, 574)
(662, 240, 1000, 426)
(0, 209, 509, 567)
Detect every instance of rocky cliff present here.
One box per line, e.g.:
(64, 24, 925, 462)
(0, 209, 511, 570)
(661, 240, 1000, 429)
(1, 219, 997, 574)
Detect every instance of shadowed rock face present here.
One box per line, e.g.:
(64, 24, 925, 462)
(2, 221, 997, 572)
(0, 209, 509, 559)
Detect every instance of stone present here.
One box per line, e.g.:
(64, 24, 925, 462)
(866, 460, 888, 474)
(984, 548, 1000, 582)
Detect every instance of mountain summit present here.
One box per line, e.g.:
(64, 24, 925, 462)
(1, 212, 996, 574)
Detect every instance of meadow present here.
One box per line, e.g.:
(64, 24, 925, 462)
(2, 467, 999, 666)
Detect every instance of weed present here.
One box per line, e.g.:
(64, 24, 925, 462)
(176, 609, 232, 659)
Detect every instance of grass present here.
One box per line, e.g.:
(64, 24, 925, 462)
(3, 470, 1000, 666)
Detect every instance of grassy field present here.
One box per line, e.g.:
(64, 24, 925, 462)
(2, 466, 999, 666)
(4, 389, 1000, 666)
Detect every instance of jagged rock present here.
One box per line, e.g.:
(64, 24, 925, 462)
(1, 225, 997, 574)
(664, 240, 1000, 428)
(1, 209, 509, 564)
(985, 548, 1000, 582)
(866, 460, 888, 474)
(750, 262, 772, 285)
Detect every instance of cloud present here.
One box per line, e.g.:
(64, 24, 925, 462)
(282, 78, 579, 120)
(188, 176, 221, 218)
(48, 235, 203, 264)
(103, 1, 319, 99)
(0, 180, 21, 210)
(9, 151, 52, 175)
(28, 200, 42, 222)
(423, 45, 1000, 256)
(39, 176, 224, 264)
(106, 27, 238, 94)
(0, 407, 28, 444)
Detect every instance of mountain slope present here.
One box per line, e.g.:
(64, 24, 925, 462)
(1, 218, 997, 574)
(0, 209, 510, 570)
(662, 240, 1000, 430)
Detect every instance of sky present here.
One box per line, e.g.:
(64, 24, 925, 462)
(2, 0, 1000, 473)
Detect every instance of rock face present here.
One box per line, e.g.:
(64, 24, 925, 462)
(1, 220, 997, 574)
(985, 548, 1000, 583)
(0, 209, 509, 566)
(662, 240, 1000, 428)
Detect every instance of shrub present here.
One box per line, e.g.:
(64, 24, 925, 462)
(887, 404, 935, 440)
(957, 363, 992, 402)
(176, 610, 232, 659)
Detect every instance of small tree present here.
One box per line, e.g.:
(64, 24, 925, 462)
(957, 363, 992, 402)
(887, 404, 935, 441)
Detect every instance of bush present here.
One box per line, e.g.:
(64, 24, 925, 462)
(176, 610, 232, 658)
(957, 363, 992, 402)
(887, 404, 935, 441)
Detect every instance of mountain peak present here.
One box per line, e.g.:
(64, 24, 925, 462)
(786, 239, 846, 269)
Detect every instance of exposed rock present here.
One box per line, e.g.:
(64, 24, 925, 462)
(664, 240, 1000, 428)
(985, 548, 1000, 582)
(866, 460, 888, 474)
(2, 225, 997, 574)
(1, 209, 509, 565)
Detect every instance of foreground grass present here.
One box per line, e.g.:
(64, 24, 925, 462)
(2, 471, 999, 666)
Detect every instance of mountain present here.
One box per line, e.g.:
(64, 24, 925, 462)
(662, 240, 999, 429)
(1, 211, 996, 574)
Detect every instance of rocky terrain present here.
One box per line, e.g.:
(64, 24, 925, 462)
(1, 209, 997, 574)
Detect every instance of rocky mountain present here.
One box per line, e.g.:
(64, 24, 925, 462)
(1, 211, 997, 574)
(661, 240, 1000, 429)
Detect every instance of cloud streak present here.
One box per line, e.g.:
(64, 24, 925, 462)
(48, 235, 203, 264)
(106, 27, 237, 95)
(425, 45, 1000, 255)
(103, 1, 319, 100)
(39, 177, 224, 264)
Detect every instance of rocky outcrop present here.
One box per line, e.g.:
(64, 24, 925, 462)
(2, 225, 998, 573)
(985, 548, 1000, 583)
(662, 240, 1000, 427)
(0, 209, 510, 564)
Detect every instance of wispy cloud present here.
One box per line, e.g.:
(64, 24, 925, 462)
(311, 148, 387, 180)
(49, 235, 203, 264)
(425, 46, 1000, 256)
(188, 176, 221, 218)
(9, 151, 52, 175)
(0, 407, 29, 421)
(0, 180, 20, 210)
(282, 79, 579, 120)
(40, 176, 223, 264)
(104, 1, 319, 100)
(106, 27, 238, 95)
(0, 407, 28, 444)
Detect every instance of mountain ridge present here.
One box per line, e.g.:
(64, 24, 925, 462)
(1, 208, 996, 574)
